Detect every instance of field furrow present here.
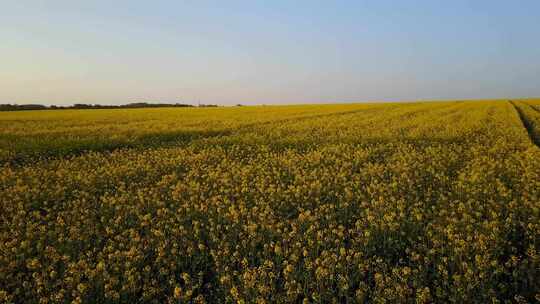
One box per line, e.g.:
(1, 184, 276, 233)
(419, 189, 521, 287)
(511, 100, 540, 148)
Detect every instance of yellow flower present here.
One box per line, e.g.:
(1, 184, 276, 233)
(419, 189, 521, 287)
(174, 286, 182, 299)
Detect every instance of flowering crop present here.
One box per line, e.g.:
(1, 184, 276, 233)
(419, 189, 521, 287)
(0, 101, 539, 303)
(513, 101, 540, 145)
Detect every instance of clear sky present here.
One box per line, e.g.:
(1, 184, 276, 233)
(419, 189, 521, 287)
(2, 1, 540, 105)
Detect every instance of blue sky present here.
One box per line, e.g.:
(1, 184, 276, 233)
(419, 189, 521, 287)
(2, 0, 540, 105)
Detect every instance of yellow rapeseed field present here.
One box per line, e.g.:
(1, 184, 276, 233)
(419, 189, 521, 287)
(0, 101, 539, 303)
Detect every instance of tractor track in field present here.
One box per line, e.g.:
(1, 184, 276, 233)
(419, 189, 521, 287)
(509, 100, 540, 148)
(527, 103, 540, 113)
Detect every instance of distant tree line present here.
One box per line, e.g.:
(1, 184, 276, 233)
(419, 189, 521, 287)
(0, 102, 219, 111)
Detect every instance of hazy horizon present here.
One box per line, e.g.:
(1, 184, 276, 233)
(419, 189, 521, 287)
(3, 1, 540, 106)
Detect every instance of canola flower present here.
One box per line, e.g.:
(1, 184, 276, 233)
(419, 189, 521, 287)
(0, 101, 539, 303)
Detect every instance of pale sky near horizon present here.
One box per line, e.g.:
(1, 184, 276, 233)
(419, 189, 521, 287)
(2, 1, 540, 105)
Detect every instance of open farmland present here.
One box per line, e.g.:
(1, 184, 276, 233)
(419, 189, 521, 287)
(0, 100, 539, 303)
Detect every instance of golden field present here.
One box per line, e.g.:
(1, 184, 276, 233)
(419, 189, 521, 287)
(0, 100, 539, 303)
